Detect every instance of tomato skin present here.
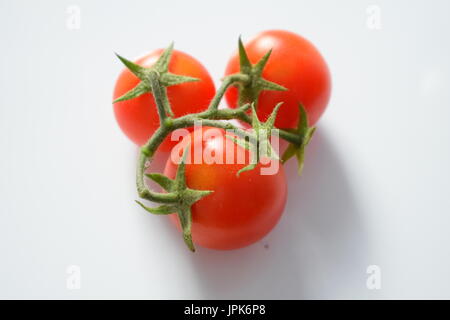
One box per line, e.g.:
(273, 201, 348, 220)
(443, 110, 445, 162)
(163, 127, 287, 250)
(113, 49, 215, 151)
(225, 30, 331, 128)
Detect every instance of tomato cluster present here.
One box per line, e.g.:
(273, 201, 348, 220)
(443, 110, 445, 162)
(113, 30, 331, 251)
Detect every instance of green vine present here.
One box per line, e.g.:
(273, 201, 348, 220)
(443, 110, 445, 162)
(114, 39, 315, 251)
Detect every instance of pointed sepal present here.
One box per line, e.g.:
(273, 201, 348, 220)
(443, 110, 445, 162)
(135, 201, 177, 215)
(253, 49, 272, 72)
(153, 42, 174, 72)
(281, 104, 316, 175)
(160, 73, 199, 87)
(145, 173, 174, 191)
(237, 162, 257, 176)
(258, 78, 287, 92)
(238, 37, 252, 74)
(115, 53, 147, 80)
(113, 81, 150, 103)
(178, 207, 195, 252)
(225, 134, 252, 151)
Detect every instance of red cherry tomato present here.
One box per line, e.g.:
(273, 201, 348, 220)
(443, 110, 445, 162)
(163, 127, 287, 250)
(225, 30, 331, 128)
(113, 49, 215, 151)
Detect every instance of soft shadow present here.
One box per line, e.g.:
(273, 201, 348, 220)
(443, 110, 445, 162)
(189, 128, 370, 299)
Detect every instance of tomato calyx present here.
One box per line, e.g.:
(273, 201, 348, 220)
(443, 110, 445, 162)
(226, 102, 283, 176)
(281, 104, 316, 175)
(113, 43, 199, 107)
(229, 37, 287, 108)
(136, 146, 212, 252)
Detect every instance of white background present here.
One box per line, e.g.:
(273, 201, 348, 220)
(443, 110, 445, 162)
(1, 0, 449, 299)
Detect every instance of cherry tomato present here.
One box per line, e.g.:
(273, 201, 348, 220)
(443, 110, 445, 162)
(113, 49, 215, 151)
(163, 127, 287, 250)
(225, 30, 331, 128)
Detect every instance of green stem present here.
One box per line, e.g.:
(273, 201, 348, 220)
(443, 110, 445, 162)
(208, 74, 249, 111)
(136, 126, 180, 203)
(136, 153, 178, 203)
